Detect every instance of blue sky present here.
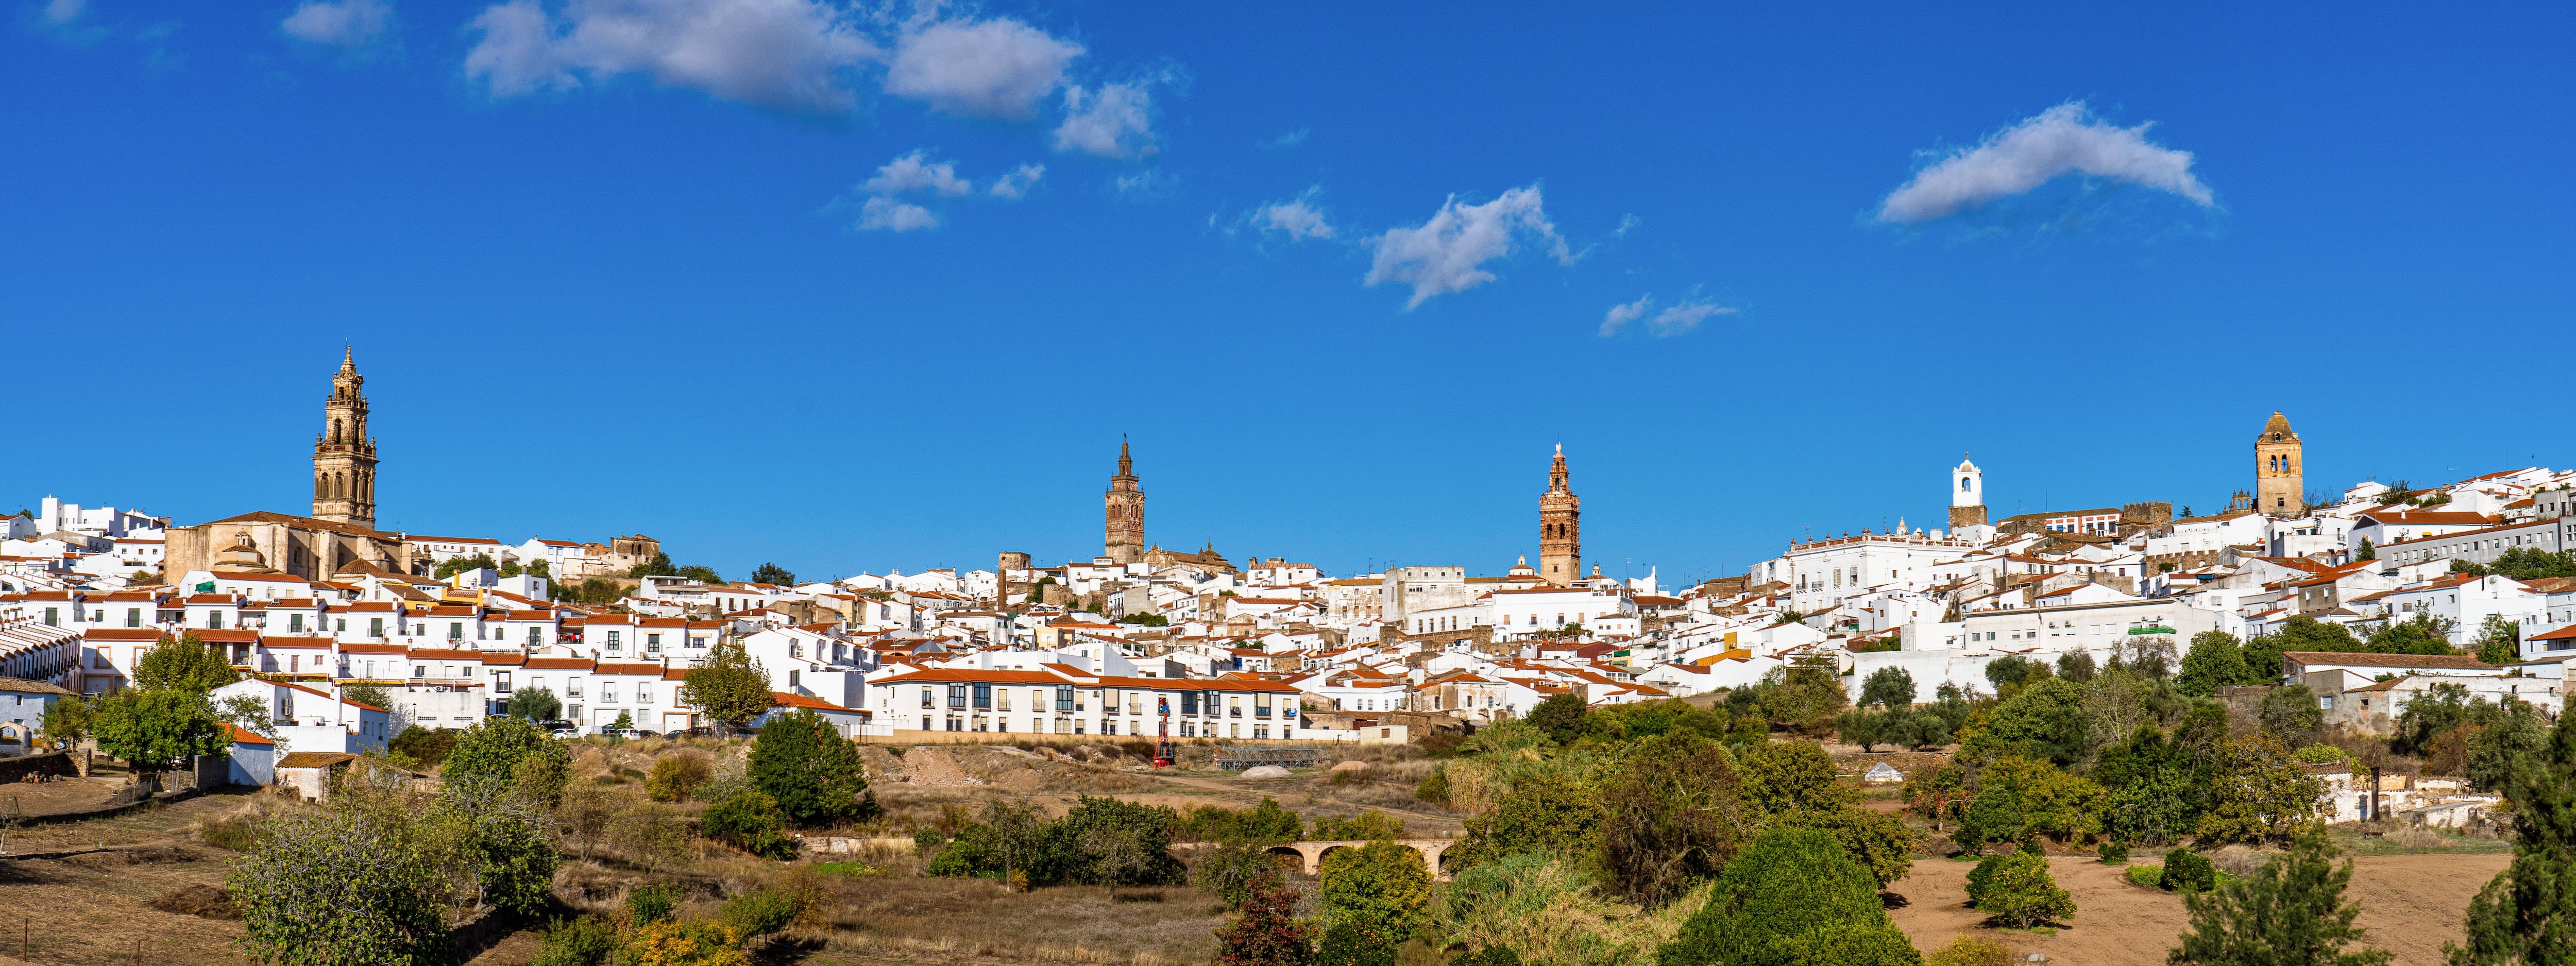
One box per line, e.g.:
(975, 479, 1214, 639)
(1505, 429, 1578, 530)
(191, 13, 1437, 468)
(5, 1, 2572, 586)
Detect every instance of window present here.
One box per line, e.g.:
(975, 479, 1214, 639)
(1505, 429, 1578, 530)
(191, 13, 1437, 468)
(414, 665, 426, 677)
(495, 672, 512, 693)
(527, 627, 542, 646)
(947, 684, 968, 708)
(1056, 685, 1075, 711)
(127, 608, 141, 628)
(646, 634, 662, 655)
(601, 685, 618, 703)
(973, 683, 991, 710)
(606, 631, 622, 651)
(639, 685, 653, 705)
(369, 617, 383, 637)
(210, 612, 225, 630)
(289, 614, 303, 633)
(921, 687, 935, 709)
(449, 622, 464, 641)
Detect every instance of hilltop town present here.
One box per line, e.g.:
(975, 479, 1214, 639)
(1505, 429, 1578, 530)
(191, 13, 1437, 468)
(5, 355, 2571, 757)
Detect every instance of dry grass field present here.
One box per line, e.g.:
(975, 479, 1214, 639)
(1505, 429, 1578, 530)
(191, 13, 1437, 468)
(0, 737, 2523, 965)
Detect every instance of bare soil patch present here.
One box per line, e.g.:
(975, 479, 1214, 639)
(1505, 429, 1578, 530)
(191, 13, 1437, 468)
(1888, 852, 2511, 966)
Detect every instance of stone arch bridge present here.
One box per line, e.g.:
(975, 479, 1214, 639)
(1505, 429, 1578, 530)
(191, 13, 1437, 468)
(1266, 839, 1456, 880)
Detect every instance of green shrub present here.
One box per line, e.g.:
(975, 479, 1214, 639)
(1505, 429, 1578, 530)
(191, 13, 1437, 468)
(627, 883, 682, 925)
(1923, 936, 2016, 966)
(1967, 851, 2073, 928)
(2159, 849, 2217, 892)
(530, 914, 619, 966)
(719, 887, 804, 938)
(747, 710, 869, 827)
(2097, 840, 2129, 863)
(647, 754, 713, 803)
(1658, 827, 1920, 966)
(701, 791, 795, 859)
(2126, 866, 2164, 888)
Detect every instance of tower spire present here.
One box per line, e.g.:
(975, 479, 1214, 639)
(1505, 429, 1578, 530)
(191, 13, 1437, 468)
(1539, 446, 1581, 586)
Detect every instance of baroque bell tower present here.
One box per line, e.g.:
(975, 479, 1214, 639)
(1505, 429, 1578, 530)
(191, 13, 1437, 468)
(312, 348, 379, 529)
(1538, 445, 1581, 586)
(1104, 438, 1144, 565)
(2255, 411, 2303, 516)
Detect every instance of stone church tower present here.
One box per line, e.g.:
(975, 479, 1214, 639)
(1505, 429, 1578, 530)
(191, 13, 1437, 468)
(1948, 454, 1987, 529)
(311, 348, 380, 529)
(1103, 439, 1144, 564)
(1538, 445, 1581, 586)
(2255, 411, 2303, 516)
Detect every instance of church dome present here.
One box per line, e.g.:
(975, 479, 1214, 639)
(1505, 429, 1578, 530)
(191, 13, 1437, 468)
(212, 533, 274, 573)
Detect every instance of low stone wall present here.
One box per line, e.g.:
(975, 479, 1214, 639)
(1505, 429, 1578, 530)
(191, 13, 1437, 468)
(0, 751, 78, 785)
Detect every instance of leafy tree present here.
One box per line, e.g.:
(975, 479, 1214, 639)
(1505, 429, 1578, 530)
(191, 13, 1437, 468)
(680, 639, 773, 732)
(1658, 827, 1921, 966)
(1837, 708, 1893, 751)
(342, 683, 393, 714)
(2170, 831, 2389, 966)
(2056, 651, 2098, 683)
(1738, 739, 1854, 818)
(647, 753, 714, 802)
(134, 631, 239, 692)
(2267, 617, 2364, 656)
(1954, 755, 2109, 850)
(2475, 616, 2524, 667)
(1453, 769, 1607, 871)
(2467, 699, 2553, 794)
(2353, 539, 2375, 562)
(1905, 762, 1970, 833)
(2454, 560, 2493, 577)
(1961, 677, 2093, 767)
(749, 562, 796, 586)
(40, 694, 94, 746)
(2395, 683, 2478, 756)
(1319, 840, 1434, 960)
(1778, 804, 1922, 888)
(1117, 613, 1170, 626)
(1967, 850, 2074, 928)
(506, 686, 562, 722)
(1859, 667, 1917, 711)
(2259, 685, 2325, 743)
(442, 716, 570, 799)
(2094, 726, 2208, 846)
(434, 553, 500, 579)
(2197, 735, 2325, 844)
(748, 709, 870, 826)
(700, 789, 794, 859)
(610, 711, 635, 732)
(2490, 547, 2576, 581)
(2367, 614, 2459, 656)
(1195, 840, 1290, 909)
(230, 805, 449, 966)
(498, 561, 521, 578)
(1528, 692, 1590, 746)
(1214, 869, 1316, 966)
(2449, 708, 2576, 966)
(1984, 654, 2049, 691)
(387, 725, 456, 767)
(92, 688, 230, 781)
(2179, 632, 2256, 698)
(1596, 732, 1745, 907)
(1058, 794, 1185, 886)
(530, 914, 619, 966)
(628, 552, 679, 578)
(217, 693, 280, 740)
(677, 565, 724, 585)
(438, 779, 560, 916)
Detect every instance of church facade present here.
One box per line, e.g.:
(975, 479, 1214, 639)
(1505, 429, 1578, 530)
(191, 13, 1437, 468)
(163, 351, 415, 584)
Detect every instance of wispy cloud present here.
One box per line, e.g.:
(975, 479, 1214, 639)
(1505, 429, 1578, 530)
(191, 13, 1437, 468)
(1598, 293, 1735, 338)
(883, 15, 1081, 120)
(835, 150, 1036, 232)
(1365, 185, 1571, 309)
(41, 0, 84, 25)
(1253, 188, 1334, 241)
(1878, 101, 2213, 223)
(1259, 127, 1308, 149)
(988, 163, 1044, 199)
(1053, 78, 1158, 159)
(464, 0, 879, 114)
(282, 0, 393, 49)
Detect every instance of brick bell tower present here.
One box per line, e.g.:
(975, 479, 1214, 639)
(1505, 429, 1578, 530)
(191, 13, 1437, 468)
(1104, 438, 1144, 565)
(1539, 445, 1581, 586)
(311, 347, 379, 529)
(2255, 411, 2303, 516)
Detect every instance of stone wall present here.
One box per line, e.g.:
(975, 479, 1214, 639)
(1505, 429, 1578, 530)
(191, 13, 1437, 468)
(0, 750, 78, 784)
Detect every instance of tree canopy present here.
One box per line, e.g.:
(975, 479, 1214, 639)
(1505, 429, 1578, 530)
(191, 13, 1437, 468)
(680, 639, 773, 731)
(134, 632, 240, 693)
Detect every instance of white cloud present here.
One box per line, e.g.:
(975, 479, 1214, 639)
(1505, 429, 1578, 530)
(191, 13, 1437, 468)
(1598, 296, 1651, 337)
(1878, 101, 2214, 223)
(863, 150, 970, 197)
(1613, 213, 1639, 238)
(1053, 80, 1155, 159)
(853, 195, 937, 232)
(42, 0, 84, 25)
(988, 163, 1044, 199)
(1365, 185, 1571, 309)
(464, 0, 879, 114)
(283, 0, 394, 48)
(1259, 127, 1307, 149)
(883, 16, 1081, 120)
(1253, 189, 1333, 241)
(1597, 293, 1736, 338)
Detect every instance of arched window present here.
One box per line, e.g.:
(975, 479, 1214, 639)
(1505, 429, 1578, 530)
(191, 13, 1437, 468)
(1961, 477, 1972, 491)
